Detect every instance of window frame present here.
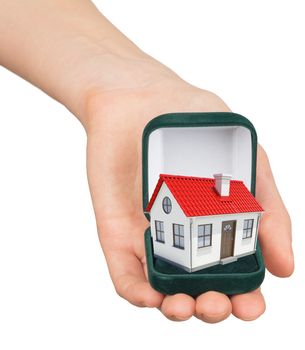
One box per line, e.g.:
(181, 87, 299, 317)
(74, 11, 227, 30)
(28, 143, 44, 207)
(172, 223, 184, 249)
(155, 220, 165, 243)
(197, 224, 212, 248)
(162, 196, 172, 214)
(243, 219, 254, 239)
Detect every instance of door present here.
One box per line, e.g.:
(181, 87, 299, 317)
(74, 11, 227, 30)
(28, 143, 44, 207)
(220, 220, 236, 259)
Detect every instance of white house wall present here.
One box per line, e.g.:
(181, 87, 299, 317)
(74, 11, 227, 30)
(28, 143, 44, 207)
(149, 183, 191, 269)
(191, 215, 223, 269)
(232, 212, 260, 256)
(192, 212, 261, 270)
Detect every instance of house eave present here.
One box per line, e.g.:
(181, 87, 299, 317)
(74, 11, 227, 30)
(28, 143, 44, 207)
(185, 211, 263, 219)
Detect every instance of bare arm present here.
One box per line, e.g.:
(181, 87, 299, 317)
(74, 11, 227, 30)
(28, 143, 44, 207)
(0, 0, 164, 120)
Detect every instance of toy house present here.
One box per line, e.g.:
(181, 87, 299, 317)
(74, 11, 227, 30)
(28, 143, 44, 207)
(145, 173, 263, 272)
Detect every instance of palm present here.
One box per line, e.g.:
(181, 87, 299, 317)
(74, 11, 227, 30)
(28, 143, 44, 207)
(85, 80, 293, 322)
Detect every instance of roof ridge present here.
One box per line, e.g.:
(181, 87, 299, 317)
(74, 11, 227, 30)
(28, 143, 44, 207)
(160, 173, 242, 183)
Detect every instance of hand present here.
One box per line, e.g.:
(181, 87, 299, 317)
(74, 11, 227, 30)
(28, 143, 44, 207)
(0, 0, 293, 323)
(84, 60, 294, 323)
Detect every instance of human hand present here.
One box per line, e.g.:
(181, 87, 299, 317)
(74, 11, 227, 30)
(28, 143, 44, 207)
(84, 58, 293, 322)
(0, 0, 293, 323)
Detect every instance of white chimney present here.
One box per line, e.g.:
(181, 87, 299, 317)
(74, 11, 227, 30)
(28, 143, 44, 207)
(214, 173, 232, 197)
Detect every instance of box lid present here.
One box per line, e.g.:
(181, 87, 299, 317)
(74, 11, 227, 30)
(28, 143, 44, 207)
(142, 112, 258, 214)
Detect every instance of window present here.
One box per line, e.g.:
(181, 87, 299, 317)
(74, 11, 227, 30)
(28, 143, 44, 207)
(155, 220, 165, 243)
(173, 224, 184, 249)
(243, 219, 254, 239)
(198, 224, 212, 248)
(162, 197, 172, 214)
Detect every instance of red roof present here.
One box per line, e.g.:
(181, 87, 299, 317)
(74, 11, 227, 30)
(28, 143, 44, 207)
(145, 174, 263, 217)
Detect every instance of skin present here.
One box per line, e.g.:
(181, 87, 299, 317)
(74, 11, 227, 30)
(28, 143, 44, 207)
(0, 0, 294, 323)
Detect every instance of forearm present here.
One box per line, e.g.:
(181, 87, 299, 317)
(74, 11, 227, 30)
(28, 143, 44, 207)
(0, 0, 154, 122)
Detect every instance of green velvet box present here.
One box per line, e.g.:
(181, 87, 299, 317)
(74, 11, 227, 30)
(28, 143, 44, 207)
(142, 112, 265, 297)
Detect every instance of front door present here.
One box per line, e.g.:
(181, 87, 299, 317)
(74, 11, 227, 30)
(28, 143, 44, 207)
(220, 220, 236, 259)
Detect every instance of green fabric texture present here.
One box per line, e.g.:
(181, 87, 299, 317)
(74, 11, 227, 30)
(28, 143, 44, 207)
(142, 112, 265, 296)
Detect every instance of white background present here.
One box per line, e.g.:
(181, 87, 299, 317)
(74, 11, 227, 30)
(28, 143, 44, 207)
(0, 0, 304, 349)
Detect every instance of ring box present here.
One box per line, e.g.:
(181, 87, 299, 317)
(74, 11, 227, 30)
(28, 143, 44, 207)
(142, 112, 265, 296)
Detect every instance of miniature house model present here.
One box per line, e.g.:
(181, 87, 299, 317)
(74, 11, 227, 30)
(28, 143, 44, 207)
(145, 173, 263, 272)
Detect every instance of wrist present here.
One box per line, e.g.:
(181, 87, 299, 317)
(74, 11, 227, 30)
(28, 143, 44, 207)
(57, 36, 148, 116)
(71, 49, 181, 129)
